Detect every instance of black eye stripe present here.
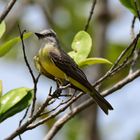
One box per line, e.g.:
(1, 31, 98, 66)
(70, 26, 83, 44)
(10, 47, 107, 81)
(46, 32, 56, 37)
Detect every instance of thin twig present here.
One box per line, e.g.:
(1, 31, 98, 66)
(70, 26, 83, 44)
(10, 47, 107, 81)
(110, 33, 140, 71)
(131, 16, 136, 39)
(19, 135, 22, 140)
(18, 25, 41, 116)
(131, 16, 136, 29)
(40, 92, 75, 117)
(40, 103, 64, 117)
(93, 59, 131, 87)
(94, 33, 140, 86)
(26, 93, 84, 130)
(44, 98, 93, 140)
(84, 0, 97, 31)
(0, 0, 17, 23)
(19, 107, 30, 127)
(50, 84, 71, 98)
(44, 69, 140, 140)
(18, 107, 30, 140)
(129, 50, 139, 74)
(102, 69, 140, 96)
(30, 74, 41, 116)
(18, 26, 36, 82)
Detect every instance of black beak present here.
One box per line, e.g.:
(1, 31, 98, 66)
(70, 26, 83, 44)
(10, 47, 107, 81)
(34, 32, 44, 39)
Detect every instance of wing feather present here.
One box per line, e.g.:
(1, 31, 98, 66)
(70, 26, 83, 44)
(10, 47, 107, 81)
(49, 49, 93, 91)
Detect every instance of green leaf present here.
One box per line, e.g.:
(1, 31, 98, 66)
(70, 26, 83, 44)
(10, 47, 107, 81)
(0, 80, 2, 97)
(0, 87, 33, 123)
(0, 32, 33, 57)
(68, 31, 92, 64)
(78, 57, 112, 67)
(0, 21, 6, 39)
(120, 0, 140, 16)
(68, 51, 77, 60)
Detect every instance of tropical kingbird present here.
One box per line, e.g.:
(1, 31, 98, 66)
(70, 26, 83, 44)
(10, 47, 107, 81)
(34, 29, 113, 114)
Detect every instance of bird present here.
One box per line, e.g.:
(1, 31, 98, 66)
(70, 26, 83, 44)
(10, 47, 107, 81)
(34, 29, 113, 115)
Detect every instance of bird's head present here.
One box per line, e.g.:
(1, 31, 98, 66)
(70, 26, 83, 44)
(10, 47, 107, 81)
(35, 29, 58, 44)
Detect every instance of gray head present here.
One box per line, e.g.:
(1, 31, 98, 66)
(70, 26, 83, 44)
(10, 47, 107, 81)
(35, 29, 58, 44)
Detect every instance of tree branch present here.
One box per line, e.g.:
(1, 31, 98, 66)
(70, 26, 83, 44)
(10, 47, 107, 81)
(0, 0, 17, 23)
(94, 32, 140, 86)
(44, 99, 93, 140)
(110, 32, 140, 71)
(44, 69, 140, 140)
(26, 93, 84, 130)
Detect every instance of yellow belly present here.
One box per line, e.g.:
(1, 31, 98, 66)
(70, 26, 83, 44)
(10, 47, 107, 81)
(42, 59, 66, 79)
(39, 47, 66, 79)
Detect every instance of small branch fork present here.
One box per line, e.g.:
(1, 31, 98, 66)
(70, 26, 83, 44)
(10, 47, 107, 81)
(93, 32, 140, 87)
(18, 26, 41, 117)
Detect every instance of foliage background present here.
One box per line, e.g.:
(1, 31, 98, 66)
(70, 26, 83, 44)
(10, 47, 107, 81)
(0, 0, 140, 140)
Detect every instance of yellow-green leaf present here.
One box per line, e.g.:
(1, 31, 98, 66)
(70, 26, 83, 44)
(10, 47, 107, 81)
(0, 87, 33, 123)
(68, 31, 92, 64)
(78, 57, 112, 67)
(0, 21, 6, 39)
(68, 51, 77, 59)
(0, 32, 33, 57)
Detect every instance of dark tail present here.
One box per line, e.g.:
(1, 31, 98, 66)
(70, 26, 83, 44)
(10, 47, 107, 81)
(90, 89, 113, 115)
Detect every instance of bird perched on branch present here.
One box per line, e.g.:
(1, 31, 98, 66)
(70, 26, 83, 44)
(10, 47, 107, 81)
(34, 29, 113, 114)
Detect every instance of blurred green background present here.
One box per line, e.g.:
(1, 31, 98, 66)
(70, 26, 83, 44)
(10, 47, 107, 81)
(0, 0, 140, 140)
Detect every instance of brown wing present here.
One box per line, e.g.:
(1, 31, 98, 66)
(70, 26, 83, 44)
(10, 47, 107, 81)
(49, 49, 93, 91)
